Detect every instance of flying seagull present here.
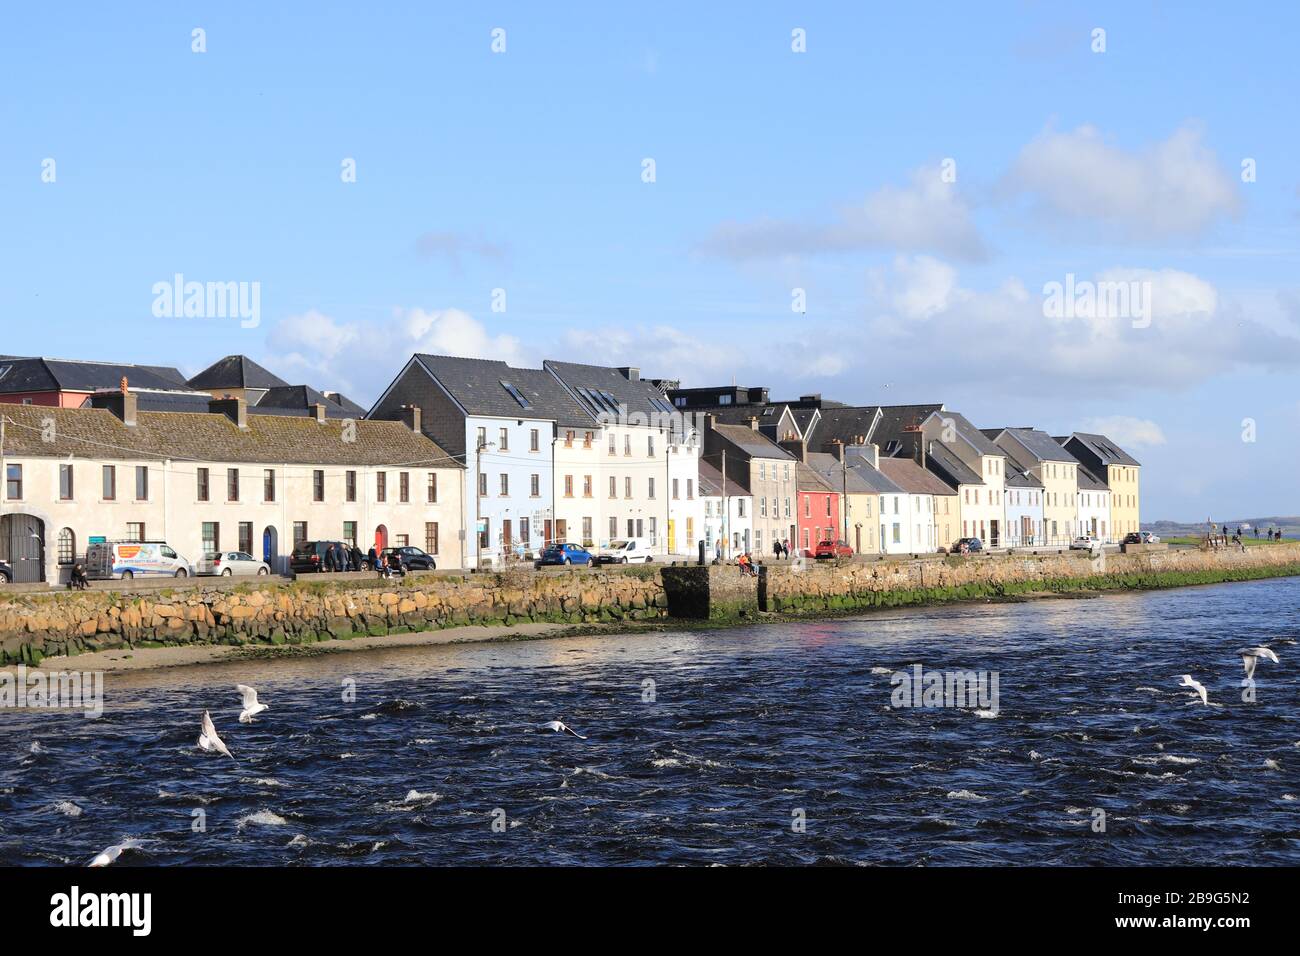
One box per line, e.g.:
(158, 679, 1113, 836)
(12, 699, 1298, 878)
(237, 684, 268, 723)
(1179, 675, 1209, 706)
(88, 839, 142, 868)
(1238, 646, 1280, 680)
(197, 710, 234, 758)
(540, 720, 587, 740)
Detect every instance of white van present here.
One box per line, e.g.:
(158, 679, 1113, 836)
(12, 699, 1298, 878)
(86, 541, 194, 580)
(597, 538, 655, 564)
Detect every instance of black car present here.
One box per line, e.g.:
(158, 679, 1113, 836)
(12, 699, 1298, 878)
(290, 540, 355, 573)
(0, 559, 12, 585)
(380, 546, 436, 571)
(952, 537, 984, 554)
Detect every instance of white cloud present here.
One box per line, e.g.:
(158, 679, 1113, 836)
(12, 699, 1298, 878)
(266, 307, 525, 403)
(698, 165, 987, 263)
(1006, 124, 1241, 238)
(1075, 416, 1168, 448)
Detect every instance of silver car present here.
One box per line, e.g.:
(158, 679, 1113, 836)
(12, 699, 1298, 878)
(199, 551, 271, 577)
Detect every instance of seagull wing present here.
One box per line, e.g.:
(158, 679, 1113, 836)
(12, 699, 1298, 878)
(202, 710, 218, 739)
(1242, 654, 1258, 680)
(564, 726, 588, 740)
(540, 721, 563, 733)
(236, 685, 260, 709)
(1259, 647, 1280, 664)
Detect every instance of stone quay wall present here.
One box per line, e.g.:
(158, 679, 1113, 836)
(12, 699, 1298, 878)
(2, 545, 1298, 664)
(0, 567, 667, 665)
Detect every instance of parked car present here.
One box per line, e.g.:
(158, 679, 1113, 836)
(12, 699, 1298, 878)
(1123, 531, 1161, 545)
(290, 540, 352, 573)
(813, 539, 854, 559)
(198, 551, 271, 577)
(1069, 535, 1100, 551)
(596, 538, 655, 564)
(380, 546, 437, 571)
(85, 541, 193, 580)
(536, 543, 594, 567)
(952, 537, 984, 554)
(0, 560, 12, 585)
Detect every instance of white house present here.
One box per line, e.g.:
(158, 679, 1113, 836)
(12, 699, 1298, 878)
(369, 354, 594, 566)
(1076, 466, 1113, 542)
(1002, 464, 1045, 548)
(699, 460, 752, 560)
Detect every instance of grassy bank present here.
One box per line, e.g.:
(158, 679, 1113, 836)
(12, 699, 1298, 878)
(766, 561, 1300, 616)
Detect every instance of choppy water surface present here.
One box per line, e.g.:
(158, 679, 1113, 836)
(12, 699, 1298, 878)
(3, 579, 1298, 865)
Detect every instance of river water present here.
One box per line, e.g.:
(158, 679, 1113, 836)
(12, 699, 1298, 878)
(2, 579, 1298, 866)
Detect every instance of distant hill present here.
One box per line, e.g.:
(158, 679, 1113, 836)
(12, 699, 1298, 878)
(1145, 516, 1300, 537)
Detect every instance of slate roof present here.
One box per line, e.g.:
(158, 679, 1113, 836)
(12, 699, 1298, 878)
(187, 355, 290, 391)
(1077, 466, 1110, 492)
(0, 403, 457, 467)
(0, 357, 190, 394)
(877, 456, 959, 496)
(796, 461, 836, 493)
(257, 385, 355, 418)
(990, 427, 1081, 469)
(925, 440, 983, 487)
(543, 360, 681, 423)
(807, 405, 881, 450)
(322, 391, 368, 417)
(806, 452, 903, 495)
(698, 459, 749, 498)
(709, 423, 796, 461)
(415, 355, 595, 428)
(930, 410, 1003, 458)
(1004, 461, 1043, 489)
(1063, 432, 1141, 467)
(870, 404, 946, 455)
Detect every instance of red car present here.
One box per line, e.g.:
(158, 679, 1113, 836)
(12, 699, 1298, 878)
(814, 539, 853, 559)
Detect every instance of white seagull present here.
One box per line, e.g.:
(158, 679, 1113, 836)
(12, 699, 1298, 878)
(1238, 646, 1280, 680)
(237, 684, 268, 723)
(197, 710, 234, 759)
(88, 839, 142, 868)
(1179, 675, 1209, 706)
(539, 720, 587, 740)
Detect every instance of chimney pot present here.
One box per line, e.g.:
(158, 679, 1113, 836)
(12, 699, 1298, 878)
(312, 403, 328, 423)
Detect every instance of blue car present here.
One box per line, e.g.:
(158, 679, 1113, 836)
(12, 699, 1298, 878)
(536, 543, 594, 567)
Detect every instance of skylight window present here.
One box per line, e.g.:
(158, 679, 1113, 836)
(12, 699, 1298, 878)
(501, 381, 532, 410)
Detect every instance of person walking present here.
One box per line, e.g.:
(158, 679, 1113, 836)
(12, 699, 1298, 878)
(773, 540, 783, 562)
(367, 545, 378, 570)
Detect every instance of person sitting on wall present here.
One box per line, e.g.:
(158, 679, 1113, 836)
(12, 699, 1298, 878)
(67, 563, 89, 591)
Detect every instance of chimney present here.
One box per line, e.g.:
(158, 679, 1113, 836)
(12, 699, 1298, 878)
(616, 367, 640, 382)
(209, 396, 248, 429)
(830, 441, 845, 462)
(703, 413, 717, 432)
(779, 438, 807, 462)
(312, 403, 328, 423)
(904, 425, 926, 470)
(399, 403, 422, 433)
(90, 387, 138, 427)
(846, 443, 880, 469)
(749, 416, 760, 431)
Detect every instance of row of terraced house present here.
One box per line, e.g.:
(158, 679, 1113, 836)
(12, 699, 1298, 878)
(0, 351, 1140, 584)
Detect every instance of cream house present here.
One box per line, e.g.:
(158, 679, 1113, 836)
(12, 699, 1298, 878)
(0, 391, 464, 584)
(544, 361, 701, 558)
(919, 412, 1007, 548)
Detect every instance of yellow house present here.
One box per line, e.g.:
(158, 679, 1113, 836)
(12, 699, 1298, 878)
(1061, 433, 1141, 538)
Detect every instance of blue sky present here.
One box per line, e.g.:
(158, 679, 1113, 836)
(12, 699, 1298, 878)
(2, 1, 1298, 521)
